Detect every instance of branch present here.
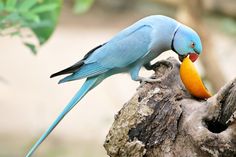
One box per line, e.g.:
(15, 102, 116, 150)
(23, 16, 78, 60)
(104, 57, 236, 157)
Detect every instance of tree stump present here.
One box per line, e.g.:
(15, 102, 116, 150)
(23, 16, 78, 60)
(104, 57, 236, 157)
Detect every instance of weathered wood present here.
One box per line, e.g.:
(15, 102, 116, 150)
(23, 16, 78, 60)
(104, 58, 236, 157)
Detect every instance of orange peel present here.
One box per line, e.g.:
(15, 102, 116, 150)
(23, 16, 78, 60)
(180, 57, 212, 99)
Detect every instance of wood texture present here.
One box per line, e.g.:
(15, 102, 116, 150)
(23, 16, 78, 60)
(104, 58, 236, 157)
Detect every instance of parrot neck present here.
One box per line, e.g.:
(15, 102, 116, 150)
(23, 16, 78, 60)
(171, 25, 180, 53)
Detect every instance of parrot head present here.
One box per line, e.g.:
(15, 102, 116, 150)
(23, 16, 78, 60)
(171, 24, 202, 62)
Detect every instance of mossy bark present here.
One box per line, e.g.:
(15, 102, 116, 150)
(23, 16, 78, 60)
(104, 57, 236, 157)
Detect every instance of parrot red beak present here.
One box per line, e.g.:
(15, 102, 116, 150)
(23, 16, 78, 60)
(178, 53, 199, 62)
(189, 53, 198, 62)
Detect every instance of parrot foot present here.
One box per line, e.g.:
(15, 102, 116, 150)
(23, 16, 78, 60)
(137, 76, 161, 85)
(140, 77, 161, 83)
(136, 76, 161, 90)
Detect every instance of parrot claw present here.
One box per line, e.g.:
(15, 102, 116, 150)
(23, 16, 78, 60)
(136, 76, 161, 90)
(138, 76, 161, 84)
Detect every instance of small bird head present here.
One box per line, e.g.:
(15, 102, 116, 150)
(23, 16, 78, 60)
(172, 24, 202, 62)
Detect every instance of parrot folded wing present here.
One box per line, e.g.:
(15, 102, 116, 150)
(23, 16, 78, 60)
(85, 25, 152, 68)
(58, 63, 109, 83)
(52, 24, 153, 83)
(50, 44, 105, 78)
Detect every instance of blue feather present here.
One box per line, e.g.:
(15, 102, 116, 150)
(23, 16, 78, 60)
(59, 63, 108, 84)
(26, 76, 102, 157)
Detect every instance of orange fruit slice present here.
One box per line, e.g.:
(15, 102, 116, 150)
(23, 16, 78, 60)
(180, 57, 212, 99)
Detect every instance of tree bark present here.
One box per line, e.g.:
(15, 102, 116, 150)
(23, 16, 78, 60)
(104, 58, 236, 157)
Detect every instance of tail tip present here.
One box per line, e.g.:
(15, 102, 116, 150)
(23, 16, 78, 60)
(50, 73, 56, 78)
(58, 79, 65, 84)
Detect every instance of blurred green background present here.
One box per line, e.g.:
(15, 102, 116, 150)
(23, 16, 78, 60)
(0, 0, 236, 156)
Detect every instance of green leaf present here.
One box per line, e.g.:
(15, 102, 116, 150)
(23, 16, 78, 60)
(18, 0, 37, 12)
(22, 12, 40, 23)
(30, 20, 54, 44)
(0, 2, 4, 11)
(30, 0, 62, 45)
(0, 0, 63, 54)
(5, 0, 17, 11)
(30, 3, 59, 14)
(24, 42, 37, 54)
(74, 0, 94, 14)
(2, 12, 21, 24)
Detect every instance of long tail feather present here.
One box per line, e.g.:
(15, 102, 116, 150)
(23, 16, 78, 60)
(26, 76, 101, 157)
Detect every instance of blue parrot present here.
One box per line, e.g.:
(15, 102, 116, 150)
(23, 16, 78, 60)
(26, 15, 202, 157)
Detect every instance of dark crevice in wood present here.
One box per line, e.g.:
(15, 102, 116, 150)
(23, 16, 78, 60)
(204, 119, 228, 133)
(203, 80, 236, 134)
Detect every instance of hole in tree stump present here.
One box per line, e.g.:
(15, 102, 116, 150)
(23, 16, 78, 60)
(205, 120, 228, 133)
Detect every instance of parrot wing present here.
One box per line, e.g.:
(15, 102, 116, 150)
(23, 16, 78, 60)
(50, 44, 105, 78)
(85, 24, 152, 68)
(53, 24, 153, 83)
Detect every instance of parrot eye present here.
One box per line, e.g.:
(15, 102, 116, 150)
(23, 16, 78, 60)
(191, 42, 195, 48)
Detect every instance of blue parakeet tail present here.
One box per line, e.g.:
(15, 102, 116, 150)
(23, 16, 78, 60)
(26, 76, 103, 157)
